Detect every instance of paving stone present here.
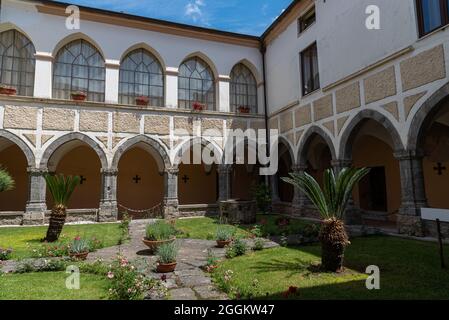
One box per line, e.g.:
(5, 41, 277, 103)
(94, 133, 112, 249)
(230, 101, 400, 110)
(193, 285, 228, 300)
(174, 268, 205, 277)
(169, 288, 198, 300)
(179, 275, 212, 287)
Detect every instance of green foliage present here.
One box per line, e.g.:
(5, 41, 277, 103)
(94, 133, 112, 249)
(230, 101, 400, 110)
(145, 220, 177, 241)
(70, 237, 90, 254)
(0, 167, 14, 192)
(226, 238, 247, 258)
(118, 212, 131, 245)
(216, 225, 235, 241)
(252, 238, 265, 251)
(282, 167, 370, 220)
(206, 249, 219, 267)
(15, 258, 68, 274)
(156, 242, 178, 264)
(106, 255, 154, 300)
(44, 174, 80, 207)
(0, 247, 13, 260)
(251, 183, 271, 213)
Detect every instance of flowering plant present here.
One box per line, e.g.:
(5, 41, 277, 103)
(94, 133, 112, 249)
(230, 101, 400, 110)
(70, 91, 87, 101)
(106, 255, 153, 300)
(0, 84, 17, 95)
(135, 96, 150, 106)
(0, 248, 13, 261)
(237, 106, 250, 114)
(69, 237, 91, 254)
(192, 101, 205, 111)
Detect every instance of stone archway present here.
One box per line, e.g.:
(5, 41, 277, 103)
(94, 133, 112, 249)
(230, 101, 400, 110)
(0, 131, 35, 211)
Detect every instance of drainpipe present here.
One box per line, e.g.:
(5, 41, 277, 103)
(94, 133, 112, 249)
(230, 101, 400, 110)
(260, 42, 271, 187)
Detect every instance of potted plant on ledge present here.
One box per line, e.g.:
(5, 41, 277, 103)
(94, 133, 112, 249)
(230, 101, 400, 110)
(70, 91, 87, 101)
(135, 96, 150, 107)
(69, 237, 90, 260)
(192, 101, 205, 112)
(216, 226, 235, 248)
(156, 242, 178, 273)
(0, 84, 17, 95)
(142, 220, 177, 254)
(237, 106, 250, 114)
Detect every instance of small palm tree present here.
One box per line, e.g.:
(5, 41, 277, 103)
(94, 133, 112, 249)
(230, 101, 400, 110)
(283, 167, 369, 272)
(0, 167, 14, 192)
(44, 174, 80, 242)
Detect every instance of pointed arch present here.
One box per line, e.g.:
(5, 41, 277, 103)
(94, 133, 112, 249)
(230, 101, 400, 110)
(52, 32, 105, 59)
(298, 126, 337, 166)
(40, 133, 108, 170)
(174, 137, 223, 166)
(338, 109, 404, 160)
(180, 51, 218, 80)
(0, 130, 35, 167)
(230, 62, 258, 113)
(112, 135, 171, 172)
(120, 43, 166, 70)
(231, 59, 262, 84)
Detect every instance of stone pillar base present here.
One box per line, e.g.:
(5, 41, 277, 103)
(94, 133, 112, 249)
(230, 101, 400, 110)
(344, 206, 363, 225)
(164, 199, 179, 219)
(397, 214, 423, 237)
(99, 201, 118, 221)
(22, 212, 45, 225)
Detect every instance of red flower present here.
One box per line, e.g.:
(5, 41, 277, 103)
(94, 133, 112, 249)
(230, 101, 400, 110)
(160, 275, 167, 282)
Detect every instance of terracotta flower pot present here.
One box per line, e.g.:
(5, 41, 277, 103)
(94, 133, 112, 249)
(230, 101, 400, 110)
(71, 93, 87, 101)
(157, 262, 177, 273)
(136, 97, 149, 106)
(0, 87, 17, 95)
(142, 237, 176, 254)
(216, 240, 231, 248)
(69, 251, 89, 261)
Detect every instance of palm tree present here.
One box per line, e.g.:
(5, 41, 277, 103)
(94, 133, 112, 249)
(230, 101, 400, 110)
(283, 167, 369, 272)
(44, 174, 80, 242)
(0, 167, 14, 192)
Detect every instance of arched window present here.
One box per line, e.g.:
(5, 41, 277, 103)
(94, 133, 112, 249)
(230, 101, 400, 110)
(230, 64, 257, 113)
(53, 39, 105, 102)
(119, 48, 164, 107)
(0, 30, 35, 96)
(178, 57, 215, 110)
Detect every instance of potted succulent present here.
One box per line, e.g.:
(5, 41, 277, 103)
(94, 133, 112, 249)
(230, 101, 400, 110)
(0, 84, 17, 95)
(70, 91, 87, 101)
(216, 226, 235, 248)
(237, 106, 250, 114)
(135, 96, 150, 107)
(142, 220, 177, 254)
(69, 237, 90, 260)
(156, 242, 178, 273)
(192, 101, 205, 112)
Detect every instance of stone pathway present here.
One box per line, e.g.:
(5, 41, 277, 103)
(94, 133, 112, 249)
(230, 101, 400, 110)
(87, 219, 278, 300)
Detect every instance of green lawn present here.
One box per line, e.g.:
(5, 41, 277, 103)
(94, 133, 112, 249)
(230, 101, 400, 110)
(212, 236, 449, 300)
(0, 223, 122, 259)
(0, 272, 108, 300)
(175, 215, 315, 240)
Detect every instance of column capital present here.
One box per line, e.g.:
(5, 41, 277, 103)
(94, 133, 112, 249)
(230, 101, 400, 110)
(217, 164, 232, 174)
(27, 167, 48, 175)
(394, 149, 425, 161)
(331, 159, 352, 168)
(292, 165, 307, 172)
(101, 168, 118, 176)
(165, 166, 179, 175)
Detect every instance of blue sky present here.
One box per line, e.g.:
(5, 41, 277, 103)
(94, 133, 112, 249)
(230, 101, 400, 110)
(63, 0, 292, 36)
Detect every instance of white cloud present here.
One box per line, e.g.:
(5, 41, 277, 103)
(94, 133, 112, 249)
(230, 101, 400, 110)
(185, 0, 205, 22)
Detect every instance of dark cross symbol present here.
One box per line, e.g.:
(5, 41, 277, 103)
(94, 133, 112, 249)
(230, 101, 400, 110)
(133, 175, 141, 184)
(182, 175, 190, 184)
(79, 175, 87, 185)
(434, 163, 446, 176)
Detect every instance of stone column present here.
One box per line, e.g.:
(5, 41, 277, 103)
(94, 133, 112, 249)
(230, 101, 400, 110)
(291, 165, 308, 216)
(217, 165, 232, 201)
(331, 159, 362, 225)
(24, 167, 48, 225)
(99, 169, 118, 221)
(270, 174, 281, 203)
(394, 150, 427, 236)
(163, 167, 179, 218)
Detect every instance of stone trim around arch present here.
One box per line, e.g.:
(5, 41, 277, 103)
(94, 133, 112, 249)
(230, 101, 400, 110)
(407, 82, 449, 152)
(40, 132, 108, 169)
(0, 130, 36, 167)
(278, 135, 296, 165)
(297, 126, 337, 166)
(111, 135, 171, 172)
(174, 137, 223, 166)
(338, 109, 405, 160)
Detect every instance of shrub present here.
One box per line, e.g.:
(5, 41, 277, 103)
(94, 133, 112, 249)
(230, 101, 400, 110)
(0, 248, 13, 261)
(32, 243, 70, 258)
(0, 167, 14, 193)
(15, 258, 68, 273)
(69, 237, 90, 254)
(145, 221, 177, 241)
(216, 226, 235, 241)
(252, 238, 265, 251)
(106, 255, 153, 300)
(251, 183, 271, 214)
(204, 249, 219, 272)
(156, 242, 178, 264)
(226, 238, 247, 258)
(118, 212, 131, 244)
